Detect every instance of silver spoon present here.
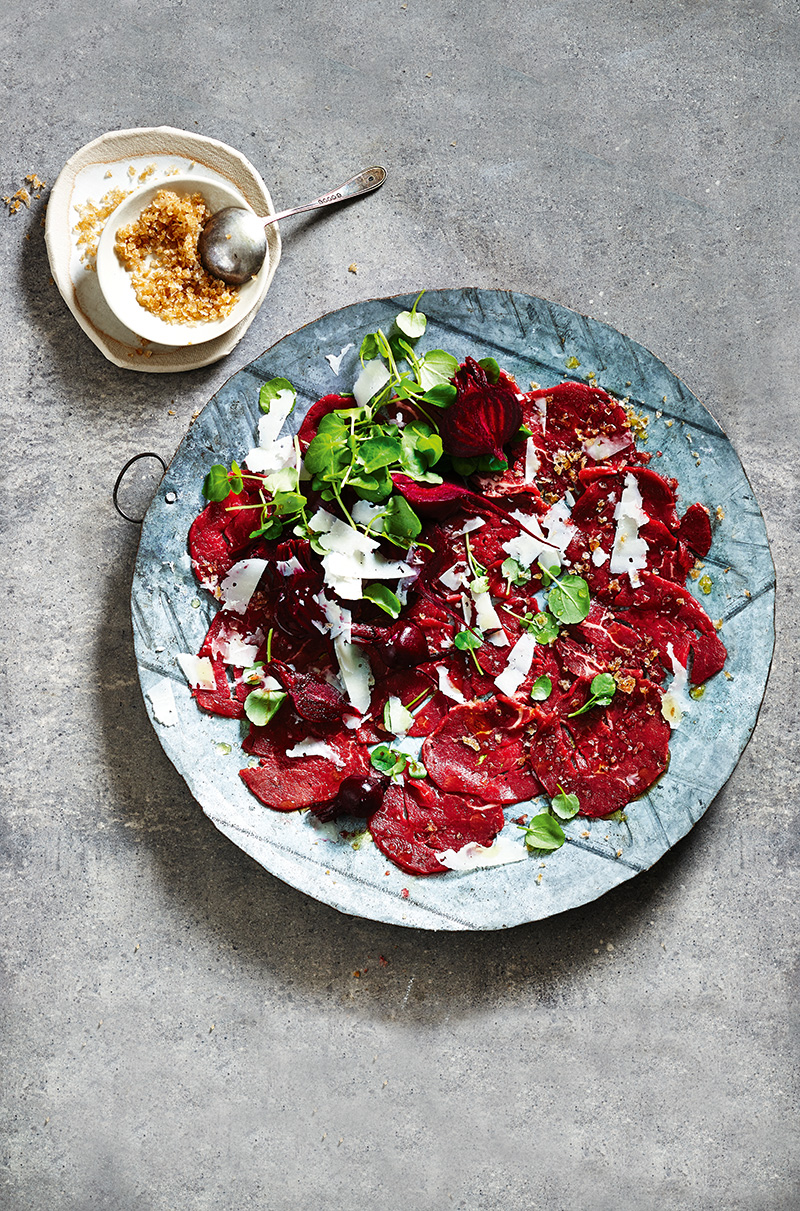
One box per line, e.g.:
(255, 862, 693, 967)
(198, 166, 387, 285)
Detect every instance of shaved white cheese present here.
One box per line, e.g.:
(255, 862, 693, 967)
(471, 585, 508, 645)
(276, 556, 304, 577)
(309, 508, 413, 599)
(342, 714, 360, 730)
(494, 631, 537, 697)
(461, 517, 486, 534)
(503, 519, 550, 570)
(436, 829, 528, 871)
(321, 596, 352, 643)
(245, 435, 294, 474)
(334, 636, 373, 713)
(219, 558, 268, 614)
(542, 497, 577, 554)
(610, 473, 650, 586)
(436, 664, 466, 703)
(524, 436, 540, 481)
(285, 738, 345, 768)
(176, 653, 216, 690)
(147, 678, 178, 726)
(584, 433, 631, 461)
(223, 635, 262, 667)
(661, 643, 691, 729)
(325, 342, 354, 375)
(439, 564, 466, 591)
(591, 546, 610, 567)
(259, 389, 296, 446)
(353, 358, 391, 407)
(210, 625, 265, 666)
(385, 695, 414, 736)
(351, 498, 385, 526)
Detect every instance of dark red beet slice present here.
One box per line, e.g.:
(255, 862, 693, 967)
(267, 659, 347, 723)
(438, 357, 522, 461)
(310, 770, 389, 822)
(529, 673, 670, 817)
(678, 502, 713, 557)
(521, 381, 640, 498)
(368, 779, 506, 875)
(422, 696, 541, 804)
(188, 501, 236, 587)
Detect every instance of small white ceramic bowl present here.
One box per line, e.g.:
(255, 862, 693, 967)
(96, 175, 271, 347)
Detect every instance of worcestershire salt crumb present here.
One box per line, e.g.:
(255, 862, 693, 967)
(115, 190, 238, 324)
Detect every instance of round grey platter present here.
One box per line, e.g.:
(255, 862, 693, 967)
(132, 288, 776, 931)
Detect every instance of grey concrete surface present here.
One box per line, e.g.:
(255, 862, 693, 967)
(1, 1, 798, 1208)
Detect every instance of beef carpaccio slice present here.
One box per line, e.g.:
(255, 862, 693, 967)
(369, 780, 506, 875)
(421, 697, 542, 804)
(240, 711, 371, 811)
(529, 672, 670, 817)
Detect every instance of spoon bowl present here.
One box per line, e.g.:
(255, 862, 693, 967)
(96, 175, 275, 347)
(198, 166, 387, 284)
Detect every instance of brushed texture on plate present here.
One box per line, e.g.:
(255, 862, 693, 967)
(132, 289, 775, 930)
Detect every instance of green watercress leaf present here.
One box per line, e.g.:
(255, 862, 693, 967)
(421, 383, 457, 408)
(228, 460, 244, 494)
(202, 464, 232, 502)
(244, 688, 287, 728)
(363, 583, 402, 619)
(477, 356, 500, 383)
(358, 435, 402, 473)
(501, 557, 531, 588)
(380, 495, 422, 546)
(547, 573, 591, 624)
(406, 758, 428, 779)
(395, 292, 427, 341)
(551, 785, 580, 820)
(419, 349, 459, 390)
(370, 745, 408, 776)
(528, 611, 560, 645)
(531, 675, 553, 702)
(359, 332, 381, 364)
(567, 671, 617, 717)
(259, 377, 296, 413)
(520, 812, 565, 851)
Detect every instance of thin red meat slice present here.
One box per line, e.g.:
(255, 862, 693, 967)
(521, 381, 639, 498)
(422, 696, 541, 804)
(678, 502, 713, 557)
(615, 572, 727, 684)
(193, 656, 244, 719)
(240, 713, 370, 811)
(365, 667, 437, 737)
(369, 779, 506, 875)
(529, 673, 670, 817)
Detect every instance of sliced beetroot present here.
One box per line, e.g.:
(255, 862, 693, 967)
(678, 502, 713, 557)
(296, 394, 353, 450)
(438, 357, 522, 461)
(188, 501, 236, 587)
(368, 779, 506, 875)
(310, 769, 389, 822)
(350, 619, 429, 668)
(529, 673, 670, 817)
(422, 696, 541, 804)
(267, 659, 347, 723)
